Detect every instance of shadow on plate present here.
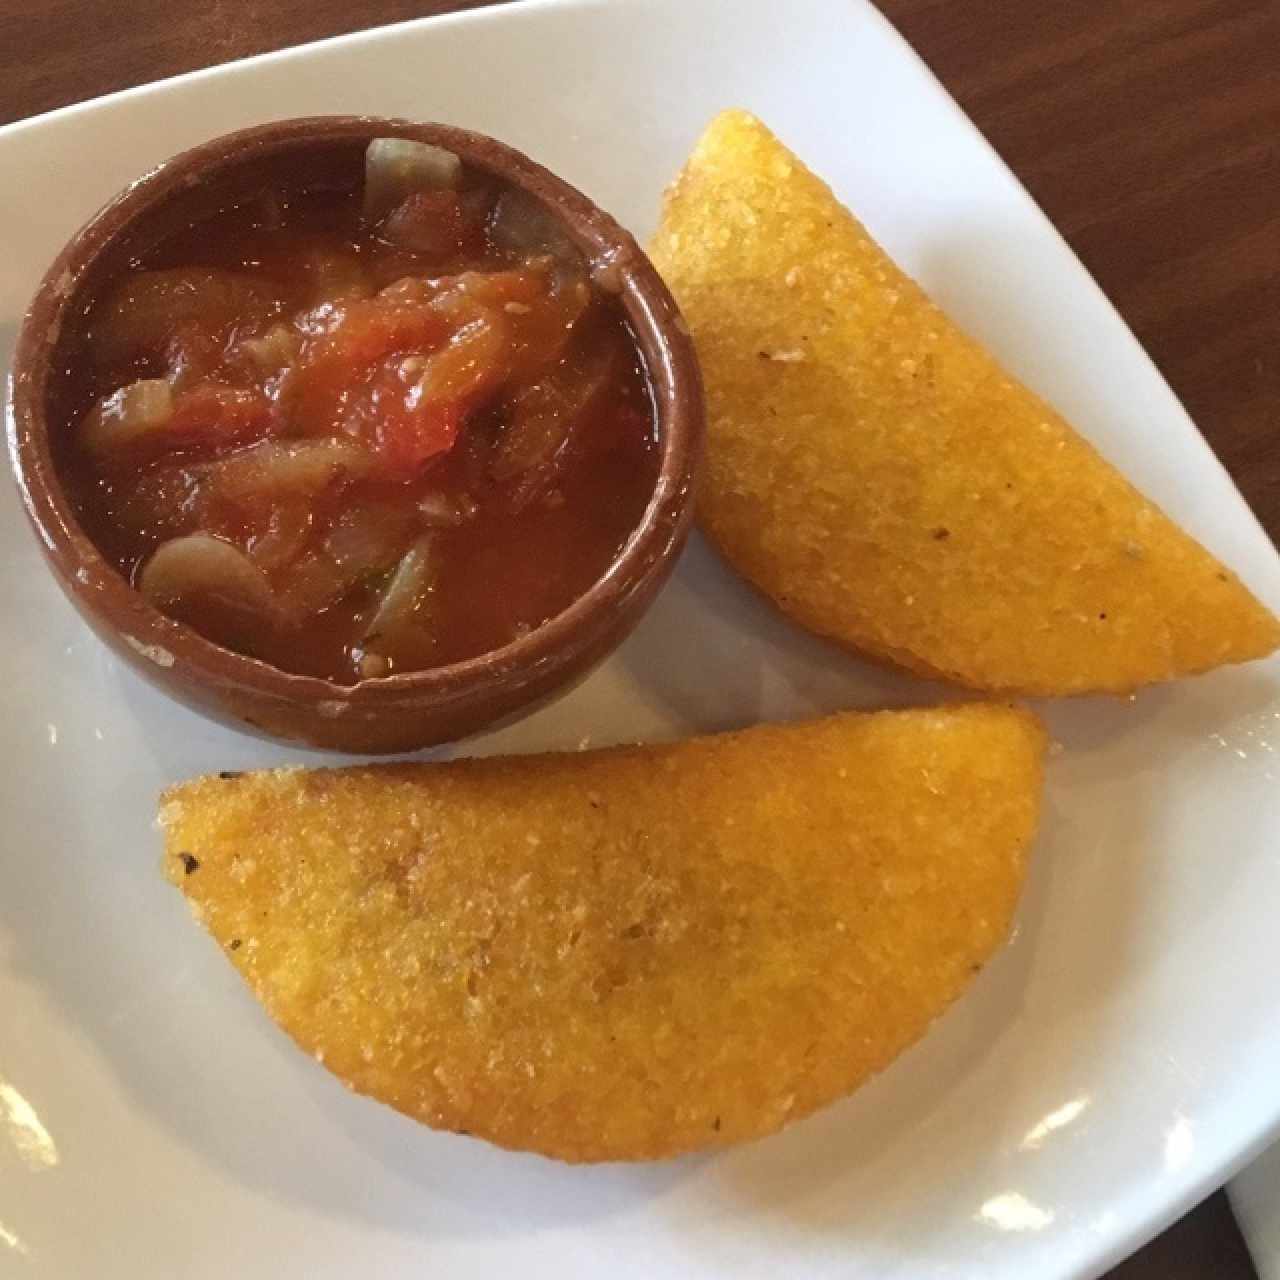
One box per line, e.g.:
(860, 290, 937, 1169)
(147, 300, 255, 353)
(614, 531, 961, 734)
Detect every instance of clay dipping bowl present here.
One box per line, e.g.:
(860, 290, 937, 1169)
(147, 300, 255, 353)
(6, 116, 703, 753)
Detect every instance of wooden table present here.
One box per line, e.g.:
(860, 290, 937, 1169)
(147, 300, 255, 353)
(1, 1, 1273, 1275)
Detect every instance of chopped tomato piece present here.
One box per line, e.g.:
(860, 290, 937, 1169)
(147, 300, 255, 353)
(322, 298, 450, 369)
(443, 267, 550, 310)
(291, 298, 452, 437)
(367, 364, 463, 476)
(167, 383, 274, 449)
(416, 309, 511, 407)
(381, 191, 482, 256)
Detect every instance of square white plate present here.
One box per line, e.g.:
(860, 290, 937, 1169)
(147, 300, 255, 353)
(3, 1, 1280, 1276)
(1233, 1150, 1280, 1280)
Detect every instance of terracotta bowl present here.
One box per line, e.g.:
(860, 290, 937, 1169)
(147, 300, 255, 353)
(6, 116, 703, 753)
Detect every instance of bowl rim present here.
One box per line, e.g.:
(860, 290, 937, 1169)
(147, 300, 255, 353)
(5, 114, 703, 708)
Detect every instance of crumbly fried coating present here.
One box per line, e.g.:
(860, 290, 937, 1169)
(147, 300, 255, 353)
(161, 704, 1044, 1162)
(648, 109, 1279, 694)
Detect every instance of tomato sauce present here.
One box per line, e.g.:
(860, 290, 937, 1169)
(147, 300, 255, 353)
(55, 141, 658, 681)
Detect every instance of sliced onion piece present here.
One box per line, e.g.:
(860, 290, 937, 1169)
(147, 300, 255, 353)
(140, 534, 280, 622)
(489, 189, 581, 269)
(237, 324, 302, 375)
(378, 276, 433, 306)
(360, 534, 438, 671)
(81, 379, 174, 454)
(90, 269, 280, 368)
(364, 139, 462, 222)
(271, 512, 415, 621)
(205, 438, 374, 503)
(323, 503, 416, 577)
(492, 334, 621, 502)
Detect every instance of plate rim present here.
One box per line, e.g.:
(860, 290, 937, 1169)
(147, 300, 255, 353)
(1, 1, 1277, 1276)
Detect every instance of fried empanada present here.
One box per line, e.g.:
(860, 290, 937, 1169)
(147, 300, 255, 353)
(162, 704, 1044, 1162)
(649, 110, 1279, 693)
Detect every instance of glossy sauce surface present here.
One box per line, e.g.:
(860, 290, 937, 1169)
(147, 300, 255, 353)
(57, 153, 658, 681)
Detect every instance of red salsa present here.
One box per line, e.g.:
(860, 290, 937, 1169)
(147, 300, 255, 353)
(57, 139, 658, 681)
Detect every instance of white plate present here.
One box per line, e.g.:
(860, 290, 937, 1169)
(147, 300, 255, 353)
(1232, 1148, 1280, 1280)
(3, 1, 1279, 1276)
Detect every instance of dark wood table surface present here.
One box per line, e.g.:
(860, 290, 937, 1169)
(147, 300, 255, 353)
(1, 0, 1274, 1275)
